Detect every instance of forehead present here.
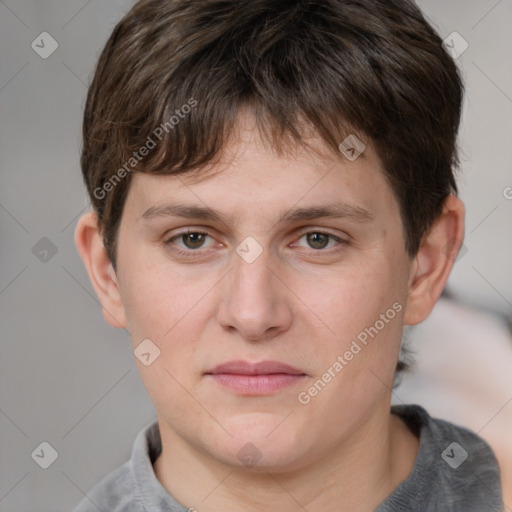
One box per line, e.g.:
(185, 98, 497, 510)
(123, 113, 399, 228)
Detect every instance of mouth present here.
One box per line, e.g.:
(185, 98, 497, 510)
(204, 360, 306, 395)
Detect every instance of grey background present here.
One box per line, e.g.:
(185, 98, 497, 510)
(0, 1, 511, 511)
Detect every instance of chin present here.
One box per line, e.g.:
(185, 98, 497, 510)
(209, 414, 312, 471)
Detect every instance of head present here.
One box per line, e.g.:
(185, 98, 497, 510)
(75, 0, 465, 471)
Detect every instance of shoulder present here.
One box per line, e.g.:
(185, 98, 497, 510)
(71, 421, 162, 512)
(71, 460, 137, 512)
(378, 404, 503, 512)
(404, 404, 500, 476)
(72, 421, 189, 511)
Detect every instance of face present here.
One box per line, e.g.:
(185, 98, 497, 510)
(113, 116, 414, 471)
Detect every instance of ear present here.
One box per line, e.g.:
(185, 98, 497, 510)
(404, 194, 465, 325)
(74, 211, 127, 329)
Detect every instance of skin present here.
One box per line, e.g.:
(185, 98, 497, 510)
(75, 113, 465, 512)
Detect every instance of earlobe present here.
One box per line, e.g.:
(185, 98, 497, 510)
(74, 211, 127, 329)
(404, 194, 465, 325)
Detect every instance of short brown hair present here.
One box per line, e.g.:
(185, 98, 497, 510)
(81, 0, 464, 270)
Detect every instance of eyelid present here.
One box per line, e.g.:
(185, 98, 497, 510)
(164, 228, 217, 245)
(292, 226, 349, 243)
(162, 227, 220, 250)
(163, 226, 349, 256)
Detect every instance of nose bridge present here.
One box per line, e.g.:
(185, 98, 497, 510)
(216, 240, 292, 340)
(231, 244, 271, 299)
(230, 244, 274, 312)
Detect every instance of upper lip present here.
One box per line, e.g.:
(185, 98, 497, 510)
(206, 360, 305, 376)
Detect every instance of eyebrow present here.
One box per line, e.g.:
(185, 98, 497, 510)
(140, 201, 374, 224)
(278, 203, 373, 223)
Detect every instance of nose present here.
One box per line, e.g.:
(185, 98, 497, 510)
(215, 245, 293, 342)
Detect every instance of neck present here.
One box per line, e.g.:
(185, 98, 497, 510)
(154, 406, 419, 512)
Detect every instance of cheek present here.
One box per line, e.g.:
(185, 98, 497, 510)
(118, 246, 213, 342)
(120, 272, 172, 343)
(294, 265, 406, 431)
(302, 264, 392, 335)
(298, 258, 406, 379)
(119, 262, 211, 414)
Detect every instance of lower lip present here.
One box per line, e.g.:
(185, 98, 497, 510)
(207, 373, 305, 395)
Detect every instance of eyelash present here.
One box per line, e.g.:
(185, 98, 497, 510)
(163, 229, 348, 257)
(164, 230, 217, 256)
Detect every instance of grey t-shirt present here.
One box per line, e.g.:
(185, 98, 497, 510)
(72, 405, 503, 512)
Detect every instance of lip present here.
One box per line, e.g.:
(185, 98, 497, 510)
(206, 360, 304, 376)
(205, 360, 306, 395)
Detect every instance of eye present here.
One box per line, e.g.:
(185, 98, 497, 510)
(179, 232, 209, 249)
(294, 231, 346, 250)
(165, 230, 216, 253)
